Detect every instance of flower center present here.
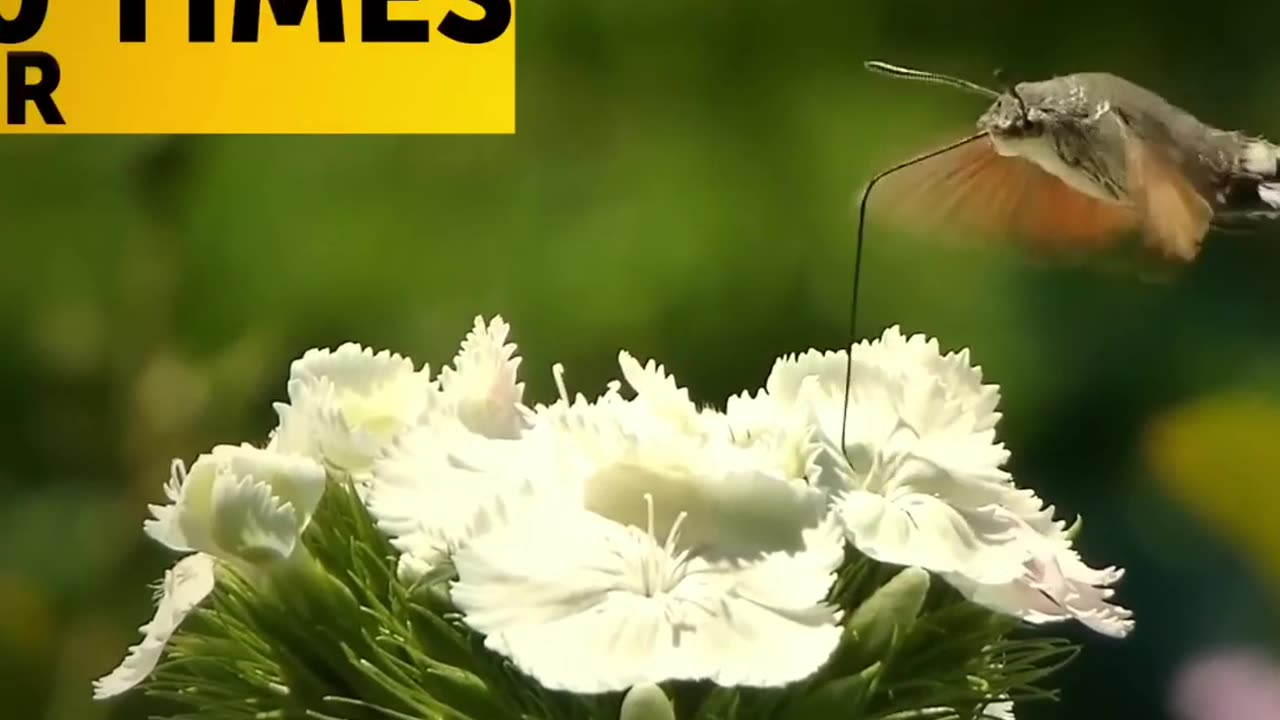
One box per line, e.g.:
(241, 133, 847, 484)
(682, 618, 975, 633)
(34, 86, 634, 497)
(340, 384, 411, 438)
(636, 492, 690, 598)
(583, 461, 703, 551)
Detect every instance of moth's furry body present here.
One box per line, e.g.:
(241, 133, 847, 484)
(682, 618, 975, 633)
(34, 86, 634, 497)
(981, 73, 1280, 220)
(866, 62, 1280, 265)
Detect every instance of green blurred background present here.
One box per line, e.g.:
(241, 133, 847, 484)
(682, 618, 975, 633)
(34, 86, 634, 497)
(6, 2, 1280, 718)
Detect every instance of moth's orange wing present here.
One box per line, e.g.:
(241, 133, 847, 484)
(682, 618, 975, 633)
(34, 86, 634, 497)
(868, 134, 1141, 261)
(1123, 135, 1214, 262)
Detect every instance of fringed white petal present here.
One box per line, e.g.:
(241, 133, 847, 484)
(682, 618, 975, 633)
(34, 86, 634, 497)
(92, 554, 216, 699)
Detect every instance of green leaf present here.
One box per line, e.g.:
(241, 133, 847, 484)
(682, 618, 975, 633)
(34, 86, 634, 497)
(777, 662, 881, 720)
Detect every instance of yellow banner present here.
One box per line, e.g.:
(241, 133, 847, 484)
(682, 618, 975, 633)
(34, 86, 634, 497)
(0, 0, 515, 133)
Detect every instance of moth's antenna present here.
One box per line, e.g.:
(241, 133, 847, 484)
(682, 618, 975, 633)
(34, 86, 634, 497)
(840, 132, 989, 460)
(865, 60, 1001, 99)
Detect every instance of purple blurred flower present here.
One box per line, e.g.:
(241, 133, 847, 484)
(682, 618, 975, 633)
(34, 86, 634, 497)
(1172, 648, 1280, 720)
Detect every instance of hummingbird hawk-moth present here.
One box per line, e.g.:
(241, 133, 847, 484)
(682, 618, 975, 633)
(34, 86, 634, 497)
(839, 60, 1280, 454)
(859, 60, 1280, 266)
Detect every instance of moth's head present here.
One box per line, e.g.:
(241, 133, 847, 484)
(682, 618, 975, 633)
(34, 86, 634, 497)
(976, 85, 1052, 140)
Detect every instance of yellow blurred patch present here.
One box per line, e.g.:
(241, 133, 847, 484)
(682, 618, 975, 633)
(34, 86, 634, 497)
(1145, 394, 1280, 589)
(0, 573, 55, 664)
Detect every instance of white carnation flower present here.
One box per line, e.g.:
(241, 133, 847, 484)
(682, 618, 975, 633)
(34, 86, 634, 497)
(449, 355, 844, 693)
(760, 326, 1132, 636)
(144, 444, 327, 566)
(92, 553, 216, 699)
(762, 327, 1028, 585)
(766, 326, 1008, 484)
(366, 316, 531, 581)
(944, 504, 1134, 638)
(271, 343, 432, 479)
(452, 496, 845, 693)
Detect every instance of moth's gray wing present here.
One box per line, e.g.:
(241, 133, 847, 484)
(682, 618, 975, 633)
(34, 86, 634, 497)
(869, 132, 1142, 258)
